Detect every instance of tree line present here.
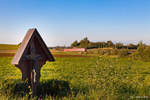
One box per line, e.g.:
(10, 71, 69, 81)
(71, 37, 138, 49)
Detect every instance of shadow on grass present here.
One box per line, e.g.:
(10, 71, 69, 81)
(0, 79, 71, 99)
(38, 79, 71, 98)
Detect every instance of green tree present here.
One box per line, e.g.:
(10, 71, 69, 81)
(115, 43, 124, 49)
(79, 37, 90, 48)
(127, 43, 138, 49)
(143, 46, 150, 61)
(107, 40, 114, 48)
(71, 40, 78, 47)
(137, 41, 146, 59)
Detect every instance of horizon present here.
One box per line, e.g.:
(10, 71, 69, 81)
(0, 0, 150, 46)
(0, 39, 149, 47)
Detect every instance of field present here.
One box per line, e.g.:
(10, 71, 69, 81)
(0, 50, 150, 100)
(0, 44, 18, 50)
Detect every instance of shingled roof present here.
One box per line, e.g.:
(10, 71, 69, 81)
(12, 28, 54, 65)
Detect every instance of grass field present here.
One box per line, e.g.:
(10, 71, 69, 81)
(0, 44, 18, 50)
(0, 53, 150, 100)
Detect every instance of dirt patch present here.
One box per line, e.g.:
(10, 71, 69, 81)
(0, 50, 17, 53)
(0, 53, 15, 57)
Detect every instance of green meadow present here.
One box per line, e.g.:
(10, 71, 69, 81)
(0, 55, 150, 100)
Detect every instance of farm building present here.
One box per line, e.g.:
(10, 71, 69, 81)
(64, 48, 86, 52)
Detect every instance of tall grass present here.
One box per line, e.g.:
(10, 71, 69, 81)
(0, 56, 150, 99)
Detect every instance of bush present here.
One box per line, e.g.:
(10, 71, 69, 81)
(118, 49, 129, 57)
(131, 42, 150, 61)
(111, 49, 118, 55)
(142, 46, 150, 61)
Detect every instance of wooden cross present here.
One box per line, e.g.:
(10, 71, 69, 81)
(23, 43, 42, 96)
(11, 28, 55, 97)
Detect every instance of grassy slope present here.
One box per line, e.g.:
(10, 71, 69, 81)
(0, 56, 150, 99)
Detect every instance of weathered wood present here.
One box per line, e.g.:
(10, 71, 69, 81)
(11, 28, 55, 96)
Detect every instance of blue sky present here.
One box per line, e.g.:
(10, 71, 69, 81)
(0, 0, 150, 46)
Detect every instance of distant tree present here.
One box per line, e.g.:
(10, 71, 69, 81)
(137, 42, 146, 51)
(79, 37, 90, 48)
(127, 43, 138, 49)
(71, 40, 79, 47)
(107, 40, 114, 48)
(143, 46, 150, 61)
(131, 41, 150, 61)
(87, 41, 108, 49)
(115, 43, 124, 49)
(137, 41, 146, 59)
(88, 42, 96, 49)
(101, 42, 107, 48)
